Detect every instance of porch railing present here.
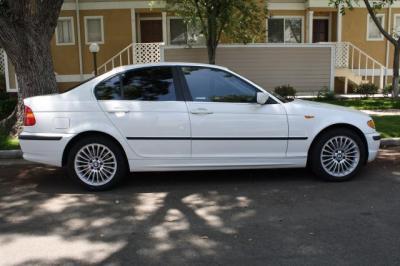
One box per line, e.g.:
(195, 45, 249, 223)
(97, 42, 163, 75)
(324, 42, 386, 89)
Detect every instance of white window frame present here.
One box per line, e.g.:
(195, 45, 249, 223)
(393, 14, 400, 37)
(266, 16, 305, 43)
(84, 16, 104, 44)
(367, 14, 385, 41)
(167, 16, 187, 45)
(55, 17, 75, 46)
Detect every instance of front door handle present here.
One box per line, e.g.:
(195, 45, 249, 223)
(190, 108, 213, 115)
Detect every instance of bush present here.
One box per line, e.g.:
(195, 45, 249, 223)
(0, 73, 5, 91)
(274, 85, 296, 99)
(317, 87, 335, 100)
(383, 84, 393, 97)
(354, 83, 378, 98)
(0, 91, 17, 120)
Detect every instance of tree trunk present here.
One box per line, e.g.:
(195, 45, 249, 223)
(394, 44, 400, 99)
(206, 11, 217, 64)
(0, 0, 63, 135)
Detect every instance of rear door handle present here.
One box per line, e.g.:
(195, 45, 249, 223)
(190, 108, 213, 115)
(108, 107, 130, 113)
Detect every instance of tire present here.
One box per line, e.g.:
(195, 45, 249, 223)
(309, 128, 367, 182)
(67, 135, 128, 191)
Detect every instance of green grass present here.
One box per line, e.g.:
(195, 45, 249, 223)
(372, 115, 400, 138)
(0, 135, 19, 150)
(312, 98, 400, 110)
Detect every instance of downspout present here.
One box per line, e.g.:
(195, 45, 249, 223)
(75, 0, 84, 81)
(385, 6, 391, 85)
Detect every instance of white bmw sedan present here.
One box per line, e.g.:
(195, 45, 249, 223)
(19, 63, 381, 190)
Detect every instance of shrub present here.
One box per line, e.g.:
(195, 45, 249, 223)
(0, 91, 17, 120)
(274, 85, 296, 99)
(0, 73, 5, 91)
(317, 87, 335, 100)
(383, 84, 393, 97)
(354, 83, 378, 98)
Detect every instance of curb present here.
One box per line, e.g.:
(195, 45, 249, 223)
(0, 138, 399, 160)
(0, 150, 22, 159)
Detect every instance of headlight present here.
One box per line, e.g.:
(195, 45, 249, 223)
(367, 119, 376, 129)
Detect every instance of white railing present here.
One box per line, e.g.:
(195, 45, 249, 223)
(325, 42, 386, 89)
(97, 42, 163, 75)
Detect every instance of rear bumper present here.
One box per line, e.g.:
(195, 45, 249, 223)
(366, 133, 381, 162)
(19, 133, 75, 167)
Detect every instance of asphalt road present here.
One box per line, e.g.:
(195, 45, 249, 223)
(0, 148, 399, 266)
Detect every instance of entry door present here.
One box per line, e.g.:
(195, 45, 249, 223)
(97, 66, 191, 158)
(180, 66, 288, 158)
(313, 19, 329, 43)
(140, 19, 163, 43)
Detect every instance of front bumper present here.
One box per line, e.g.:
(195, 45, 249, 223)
(19, 132, 75, 167)
(365, 133, 381, 162)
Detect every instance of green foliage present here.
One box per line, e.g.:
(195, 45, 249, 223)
(0, 91, 16, 120)
(317, 87, 335, 100)
(312, 98, 400, 110)
(274, 85, 297, 99)
(354, 83, 378, 98)
(330, 0, 394, 14)
(163, 0, 267, 62)
(0, 134, 19, 150)
(383, 84, 393, 97)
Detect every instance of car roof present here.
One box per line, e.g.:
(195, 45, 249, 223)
(111, 62, 229, 73)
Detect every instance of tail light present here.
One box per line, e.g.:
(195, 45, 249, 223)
(23, 105, 36, 126)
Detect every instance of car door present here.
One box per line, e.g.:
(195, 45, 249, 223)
(96, 66, 191, 158)
(179, 66, 288, 159)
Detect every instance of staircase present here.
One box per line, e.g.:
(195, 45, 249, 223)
(329, 42, 386, 93)
(97, 42, 163, 75)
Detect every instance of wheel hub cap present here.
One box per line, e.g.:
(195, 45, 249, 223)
(74, 144, 117, 186)
(320, 136, 360, 177)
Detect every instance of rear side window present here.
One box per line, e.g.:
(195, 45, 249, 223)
(94, 75, 122, 100)
(94, 66, 177, 101)
(181, 66, 257, 103)
(121, 67, 176, 101)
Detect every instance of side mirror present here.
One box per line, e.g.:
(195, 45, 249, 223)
(256, 92, 269, 105)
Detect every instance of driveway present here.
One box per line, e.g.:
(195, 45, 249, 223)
(0, 148, 399, 265)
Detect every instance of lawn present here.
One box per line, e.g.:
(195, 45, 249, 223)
(312, 98, 400, 110)
(0, 135, 19, 150)
(372, 115, 400, 138)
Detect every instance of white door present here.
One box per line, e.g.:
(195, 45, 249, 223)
(97, 66, 191, 158)
(180, 66, 288, 158)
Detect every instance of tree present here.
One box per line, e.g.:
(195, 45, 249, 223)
(331, 0, 399, 99)
(165, 0, 267, 64)
(0, 0, 64, 134)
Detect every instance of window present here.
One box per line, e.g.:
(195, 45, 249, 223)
(181, 66, 258, 103)
(169, 18, 188, 45)
(268, 17, 303, 43)
(56, 17, 75, 45)
(85, 16, 104, 44)
(95, 75, 122, 100)
(394, 15, 400, 38)
(367, 14, 384, 41)
(121, 67, 177, 101)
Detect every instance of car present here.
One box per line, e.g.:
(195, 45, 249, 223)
(19, 63, 381, 190)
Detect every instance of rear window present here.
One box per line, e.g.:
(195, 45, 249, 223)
(94, 66, 177, 101)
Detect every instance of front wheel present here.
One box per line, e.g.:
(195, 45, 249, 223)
(310, 128, 367, 181)
(67, 136, 128, 191)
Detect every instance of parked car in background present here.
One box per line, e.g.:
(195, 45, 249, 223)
(19, 63, 381, 190)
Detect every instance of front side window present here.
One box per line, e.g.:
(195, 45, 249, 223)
(268, 17, 302, 43)
(56, 17, 75, 45)
(367, 14, 384, 40)
(95, 75, 122, 100)
(85, 16, 104, 44)
(181, 66, 257, 103)
(121, 67, 177, 101)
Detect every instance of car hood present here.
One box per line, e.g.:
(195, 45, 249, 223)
(284, 99, 370, 118)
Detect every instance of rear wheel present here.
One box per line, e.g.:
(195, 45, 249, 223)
(67, 136, 128, 190)
(310, 128, 366, 181)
